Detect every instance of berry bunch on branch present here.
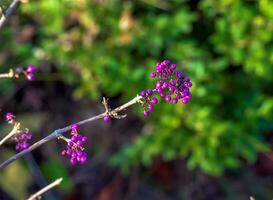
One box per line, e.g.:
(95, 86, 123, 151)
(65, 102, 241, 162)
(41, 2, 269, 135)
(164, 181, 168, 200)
(0, 60, 192, 169)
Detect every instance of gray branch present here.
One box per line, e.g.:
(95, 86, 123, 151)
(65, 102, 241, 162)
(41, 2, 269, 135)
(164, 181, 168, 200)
(0, 0, 20, 31)
(0, 95, 142, 169)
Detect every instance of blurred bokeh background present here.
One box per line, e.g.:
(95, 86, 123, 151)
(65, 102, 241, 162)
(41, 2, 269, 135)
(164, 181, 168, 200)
(0, 0, 273, 199)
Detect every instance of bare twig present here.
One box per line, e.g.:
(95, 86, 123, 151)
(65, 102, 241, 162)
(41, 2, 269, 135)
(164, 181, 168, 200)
(27, 178, 63, 200)
(0, 95, 142, 169)
(0, 0, 20, 31)
(0, 122, 20, 146)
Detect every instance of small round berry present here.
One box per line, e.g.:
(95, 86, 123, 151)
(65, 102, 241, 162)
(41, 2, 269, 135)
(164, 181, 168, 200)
(186, 81, 192, 87)
(70, 158, 77, 165)
(67, 141, 74, 147)
(165, 96, 171, 102)
(80, 156, 87, 164)
(140, 91, 146, 97)
(182, 98, 188, 104)
(170, 64, 176, 70)
(61, 150, 67, 156)
(71, 135, 78, 142)
(82, 136, 87, 143)
(172, 98, 178, 104)
(148, 104, 153, 111)
(21, 142, 28, 150)
(151, 97, 158, 104)
(66, 149, 72, 155)
(103, 115, 110, 123)
(27, 74, 35, 81)
(156, 81, 162, 88)
(160, 93, 166, 98)
(146, 89, 153, 96)
(177, 72, 185, 79)
(71, 152, 77, 158)
(27, 65, 35, 73)
(77, 140, 83, 146)
(5, 112, 15, 121)
(143, 110, 150, 117)
(170, 80, 176, 86)
(71, 124, 79, 130)
(150, 72, 156, 78)
(162, 82, 169, 89)
(169, 87, 175, 94)
(156, 87, 163, 93)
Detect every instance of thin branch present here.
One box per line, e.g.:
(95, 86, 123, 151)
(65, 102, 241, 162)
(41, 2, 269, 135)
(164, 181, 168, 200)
(27, 178, 63, 200)
(0, 0, 20, 31)
(0, 122, 20, 146)
(0, 95, 142, 169)
(0, 69, 15, 79)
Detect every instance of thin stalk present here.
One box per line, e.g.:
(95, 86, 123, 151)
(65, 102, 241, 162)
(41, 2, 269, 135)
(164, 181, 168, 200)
(0, 95, 142, 169)
(26, 178, 63, 200)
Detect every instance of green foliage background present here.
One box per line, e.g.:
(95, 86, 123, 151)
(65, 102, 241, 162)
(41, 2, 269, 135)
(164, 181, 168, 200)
(1, 0, 273, 176)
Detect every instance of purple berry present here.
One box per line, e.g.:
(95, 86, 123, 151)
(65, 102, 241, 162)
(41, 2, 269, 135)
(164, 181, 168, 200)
(140, 91, 146, 97)
(150, 72, 156, 78)
(172, 98, 178, 104)
(27, 74, 35, 81)
(148, 104, 153, 111)
(82, 136, 87, 143)
(103, 115, 110, 123)
(169, 87, 175, 94)
(80, 156, 87, 164)
(71, 124, 79, 130)
(62, 150, 67, 156)
(67, 141, 74, 147)
(165, 96, 171, 102)
(5, 112, 15, 121)
(143, 110, 150, 116)
(186, 81, 192, 87)
(182, 98, 188, 104)
(146, 89, 153, 96)
(77, 140, 83, 146)
(162, 82, 169, 89)
(156, 81, 162, 88)
(160, 93, 166, 98)
(27, 65, 35, 73)
(70, 158, 77, 165)
(151, 97, 158, 104)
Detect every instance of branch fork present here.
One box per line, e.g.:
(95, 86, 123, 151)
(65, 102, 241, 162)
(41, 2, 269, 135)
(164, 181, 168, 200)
(0, 122, 21, 146)
(102, 97, 127, 119)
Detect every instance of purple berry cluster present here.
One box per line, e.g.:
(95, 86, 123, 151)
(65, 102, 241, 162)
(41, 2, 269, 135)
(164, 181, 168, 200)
(15, 132, 33, 151)
(140, 60, 192, 116)
(5, 112, 33, 151)
(15, 65, 36, 81)
(61, 124, 88, 165)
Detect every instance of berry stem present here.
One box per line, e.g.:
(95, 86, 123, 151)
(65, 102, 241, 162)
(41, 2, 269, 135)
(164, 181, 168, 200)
(0, 95, 143, 169)
(0, 122, 20, 146)
(26, 177, 63, 200)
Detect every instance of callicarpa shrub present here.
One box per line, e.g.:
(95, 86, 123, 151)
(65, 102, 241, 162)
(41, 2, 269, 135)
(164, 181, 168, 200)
(0, 59, 192, 168)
